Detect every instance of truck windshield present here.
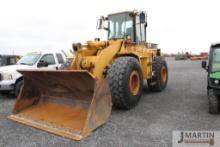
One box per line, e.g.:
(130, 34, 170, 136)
(17, 53, 41, 65)
(108, 13, 133, 39)
(212, 48, 220, 72)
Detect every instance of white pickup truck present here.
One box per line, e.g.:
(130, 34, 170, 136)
(0, 51, 66, 96)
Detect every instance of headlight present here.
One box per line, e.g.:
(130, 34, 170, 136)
(2, 73, 13, 80)
(214, 79, 219, 84)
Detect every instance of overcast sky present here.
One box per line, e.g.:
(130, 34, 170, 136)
(0, 0, 220, 55)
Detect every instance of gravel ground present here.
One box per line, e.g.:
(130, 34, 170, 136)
(1, 58, 220, 147)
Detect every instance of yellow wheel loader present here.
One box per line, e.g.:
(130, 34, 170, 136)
(8, 10, 168, 140)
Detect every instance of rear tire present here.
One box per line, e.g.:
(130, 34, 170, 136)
(106, 57, 143, 109)
(15, 80, 23, 97)
(208, 89, 219, 114)
(148, 57, 168, 91)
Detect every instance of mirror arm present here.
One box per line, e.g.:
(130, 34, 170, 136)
(144, 22, 148, 28)
(104, 27, 110, 32)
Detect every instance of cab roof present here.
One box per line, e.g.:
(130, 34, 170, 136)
(211, 43, 220, 48)
(108, 11, 133, 16)
(26, 51, 62, 55)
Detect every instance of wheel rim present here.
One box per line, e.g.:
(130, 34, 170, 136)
(129, 71, 140, 96)
(161, 66, 167, 82)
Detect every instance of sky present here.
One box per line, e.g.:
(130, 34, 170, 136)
(0, 0, 220, 55)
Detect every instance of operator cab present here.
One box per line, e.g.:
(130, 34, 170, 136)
(97, 11, 147, 44)
(202, 44, 220, 72)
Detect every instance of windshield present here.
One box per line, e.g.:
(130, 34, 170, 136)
(17, 53, 41, 65)
(212, 48, 220, 72)
(108, 13, 133, 39)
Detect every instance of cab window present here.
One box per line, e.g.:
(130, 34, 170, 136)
(40, 54, 55, 65)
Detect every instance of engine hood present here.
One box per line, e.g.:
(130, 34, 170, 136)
(0, 64, 33, 73)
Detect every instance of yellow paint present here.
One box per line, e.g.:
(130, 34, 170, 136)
(70, 39, 158, 80)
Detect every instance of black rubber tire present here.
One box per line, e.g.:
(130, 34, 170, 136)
(208, 89, 219, 114)
(147, 57, 168, 92)
(15, 80, 23, 97)
(106, 57, 143, 109)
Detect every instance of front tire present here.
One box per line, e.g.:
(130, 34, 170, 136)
(208, 89, 219, 114)
(106, 57, 143, 109)
(15, 80, 23, 97)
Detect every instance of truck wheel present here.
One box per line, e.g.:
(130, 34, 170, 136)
(15, 80, 23, 97)
(148, 57, 168, 91)
(106, 57, 143, 109)
(208, 89, 219, 114)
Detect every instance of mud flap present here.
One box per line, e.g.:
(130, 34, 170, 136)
(8, 70, 112, 140)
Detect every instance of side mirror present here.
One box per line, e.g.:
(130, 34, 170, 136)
(96, 16, 105, 30)
(37, 61, 48, 67)
(201, 60, 207, 69)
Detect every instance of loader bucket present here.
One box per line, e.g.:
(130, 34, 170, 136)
(8, 70, 112, 140)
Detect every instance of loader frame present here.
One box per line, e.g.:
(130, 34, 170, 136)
(9, 10, 168, 140)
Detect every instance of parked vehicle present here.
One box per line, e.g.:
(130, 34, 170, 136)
(0, 51, 65, 96)
(202, 44, 220, 113)
(59, 50, 74, 70)
(0, 55, 21, 66)
(59, 57, 73, 70)
(175, 52, 190, 60)
(191, 52, 208, 60)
